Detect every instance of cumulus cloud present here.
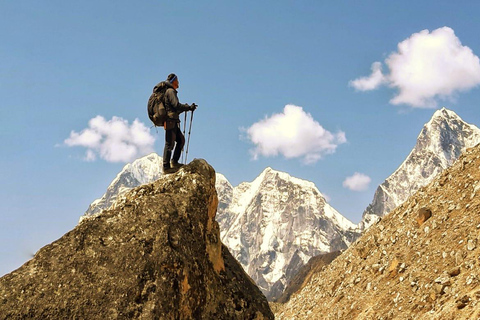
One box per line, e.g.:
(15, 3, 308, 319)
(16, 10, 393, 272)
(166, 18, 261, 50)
(349, 62, 387, 91)
(343, 172, 371, 191)
(350, 27, 480, 108)
(244, 105, 346, 164)
(64, 116, 155, 163)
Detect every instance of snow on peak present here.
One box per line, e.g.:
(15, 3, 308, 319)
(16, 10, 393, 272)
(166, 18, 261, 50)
(125, 153, 163, 184)
(229, 167, 355, 230)
(431, 107, 459, 121)
(426, 108, 462, 130)
(361, 107, 480, 230)
(417, 107, 480, 158)
(424, 108, 480, 138)
(258, 167, 325, 197)
(216, 166, 359, 300)
(82, 153, 163, 219)
(215, 172, 232, 190)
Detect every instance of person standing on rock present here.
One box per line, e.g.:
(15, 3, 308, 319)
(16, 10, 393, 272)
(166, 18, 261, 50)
(162, 73, 197, 174)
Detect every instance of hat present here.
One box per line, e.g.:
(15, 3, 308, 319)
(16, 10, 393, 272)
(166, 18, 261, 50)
(167, 73, 177, 83)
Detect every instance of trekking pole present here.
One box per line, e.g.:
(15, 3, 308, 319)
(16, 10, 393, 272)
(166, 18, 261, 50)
(185, 109, 195, 164)
(181, 112, 187, 163)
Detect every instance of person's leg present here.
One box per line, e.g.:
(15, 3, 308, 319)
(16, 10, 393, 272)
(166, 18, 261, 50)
(172, 125, 185, 165)
(163, 127, 176, 169)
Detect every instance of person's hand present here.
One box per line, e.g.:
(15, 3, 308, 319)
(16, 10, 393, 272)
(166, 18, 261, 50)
(190, 103, 197, 111)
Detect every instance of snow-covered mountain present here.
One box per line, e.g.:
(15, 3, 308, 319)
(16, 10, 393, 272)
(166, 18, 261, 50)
(215, 173, 235, 232)
(216, 168, 359, 300)
(360, 107, 480, 229)
(82, 153, 163, 219)
(82, 155, 359, 301)
(81, 107, 480, 300)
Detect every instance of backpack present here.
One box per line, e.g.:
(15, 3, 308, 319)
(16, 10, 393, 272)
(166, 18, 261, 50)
(147, 82, 169, 127)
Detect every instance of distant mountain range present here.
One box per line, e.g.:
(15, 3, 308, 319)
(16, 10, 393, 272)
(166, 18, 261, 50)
(81, 107, 480, 301)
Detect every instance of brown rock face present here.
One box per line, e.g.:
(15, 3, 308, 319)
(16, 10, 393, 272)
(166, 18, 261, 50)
(277, 145, 480, 319)
(0, 159, 273, 320)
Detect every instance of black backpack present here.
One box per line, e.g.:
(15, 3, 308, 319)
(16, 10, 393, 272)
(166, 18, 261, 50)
(147, 81, 169, 127)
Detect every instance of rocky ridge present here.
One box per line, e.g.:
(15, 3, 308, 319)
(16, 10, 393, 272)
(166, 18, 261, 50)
(0, 160, 273, 319)
(276, 143, 480, 319)
(361, 108, 480, 230)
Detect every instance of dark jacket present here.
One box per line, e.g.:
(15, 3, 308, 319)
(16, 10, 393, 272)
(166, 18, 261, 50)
(163, 82, 191, 122)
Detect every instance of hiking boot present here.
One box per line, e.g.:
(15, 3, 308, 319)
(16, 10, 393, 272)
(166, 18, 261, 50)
(170, 161, 184, 169)
(163, 166, 177, 174)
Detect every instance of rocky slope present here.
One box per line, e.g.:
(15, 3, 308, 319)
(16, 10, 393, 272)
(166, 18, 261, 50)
(217, 168, 359, 300)
(361, 108, 480, 230)
(0, 160, 273, 319)
(275, 251, 342, 303)
(276, 144, 480, 319)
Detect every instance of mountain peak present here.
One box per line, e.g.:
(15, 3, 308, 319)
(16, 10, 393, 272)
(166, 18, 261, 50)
(262, 166, 275, 173)
(417, 107, 480, 155)
(426, 107, 463, 128)
(124, 153, 163, 184)
(83, 153, 163, 218)
(257, 167, 318, 191)
(218, 166, 358, 300)
(258, 167, 285, 179)
(432, 106, 457, 119)
(215, 172, 231, 186)
(361, 108, 480, 230)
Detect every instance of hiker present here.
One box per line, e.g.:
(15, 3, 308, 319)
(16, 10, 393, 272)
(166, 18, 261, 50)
(162, 73, 197, 174)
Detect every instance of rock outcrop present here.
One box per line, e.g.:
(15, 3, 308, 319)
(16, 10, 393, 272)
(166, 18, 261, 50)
(0, 159, 273, 320)
(277, 144, 480, 319)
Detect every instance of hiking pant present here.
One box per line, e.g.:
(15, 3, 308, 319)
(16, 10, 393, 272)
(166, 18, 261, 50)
(163, 122, 185, 168)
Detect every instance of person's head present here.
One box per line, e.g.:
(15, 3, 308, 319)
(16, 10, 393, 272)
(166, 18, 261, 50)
(167, 73, 179, 89)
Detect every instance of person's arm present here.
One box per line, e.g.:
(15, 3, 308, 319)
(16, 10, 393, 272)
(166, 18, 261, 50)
(165, 89, 194, 113)
(165, 89, 191, 112)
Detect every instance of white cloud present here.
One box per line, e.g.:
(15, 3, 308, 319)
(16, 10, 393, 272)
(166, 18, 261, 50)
(349, 62, 387, 91)
(64, 116, 156, 163)
(343, 172, 371, 191)
(244, 105, 346, 164)
(350, 27, 480, 108)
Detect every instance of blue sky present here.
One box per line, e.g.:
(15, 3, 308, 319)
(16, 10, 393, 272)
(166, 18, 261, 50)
(2, 1, 480, 276)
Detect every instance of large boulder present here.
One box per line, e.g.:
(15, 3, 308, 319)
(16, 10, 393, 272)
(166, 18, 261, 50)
(0, 159, 273, 320)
